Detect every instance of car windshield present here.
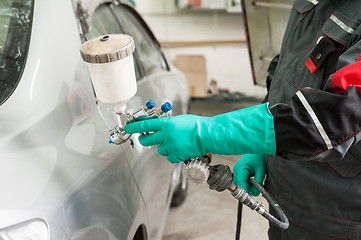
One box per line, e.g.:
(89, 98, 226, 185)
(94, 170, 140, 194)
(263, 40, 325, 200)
(0, 0, 33, 106)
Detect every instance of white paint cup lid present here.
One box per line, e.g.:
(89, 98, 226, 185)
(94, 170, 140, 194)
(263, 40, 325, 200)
(80, 34, 135, 64)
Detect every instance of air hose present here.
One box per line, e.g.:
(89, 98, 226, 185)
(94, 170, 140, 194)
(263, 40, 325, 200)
(235, 201, 242, 240)
(184, 155, 289, 239)
(249, 178, 289, 230)
(207, 164, 289, 230)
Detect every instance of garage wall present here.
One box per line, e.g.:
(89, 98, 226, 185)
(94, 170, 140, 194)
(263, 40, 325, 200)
(135, 0, 267, 99)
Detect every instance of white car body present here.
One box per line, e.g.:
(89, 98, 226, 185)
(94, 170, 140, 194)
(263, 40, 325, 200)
(0, 0, 189, 239)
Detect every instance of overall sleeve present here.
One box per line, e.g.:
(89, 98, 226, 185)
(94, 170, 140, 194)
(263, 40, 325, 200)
(270, 36, 361, 161)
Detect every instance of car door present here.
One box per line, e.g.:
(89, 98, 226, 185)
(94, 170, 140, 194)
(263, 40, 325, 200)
(0, 0, 147, 239)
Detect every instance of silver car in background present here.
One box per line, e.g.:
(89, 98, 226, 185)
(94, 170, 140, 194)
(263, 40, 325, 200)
(0, 0, 189, 239)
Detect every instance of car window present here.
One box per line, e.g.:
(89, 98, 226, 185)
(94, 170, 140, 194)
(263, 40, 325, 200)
(86, 4, 143, 80)
(87, 5, 121, 40)
(111, 5, 167, 77)
(0, 0, 33, 105)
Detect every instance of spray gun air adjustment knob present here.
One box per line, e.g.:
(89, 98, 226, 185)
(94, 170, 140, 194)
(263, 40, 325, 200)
(161, 102, 172, 113)
(146, 100, 156, 110)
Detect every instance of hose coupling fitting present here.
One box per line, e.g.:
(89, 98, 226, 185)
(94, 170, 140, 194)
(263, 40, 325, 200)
(231, 186, 265, 214)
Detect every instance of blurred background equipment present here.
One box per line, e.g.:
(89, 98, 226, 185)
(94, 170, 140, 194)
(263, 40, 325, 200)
(175, 55, 207, 98)
(241, 0, 293, 86)
(176, 0, 242, 13)
(135, 0, 292, 99)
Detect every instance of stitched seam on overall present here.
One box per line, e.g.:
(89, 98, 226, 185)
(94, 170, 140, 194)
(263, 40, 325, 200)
(323, 28, 348, 45)
(297, 68, 308, 87)
(278, 69, 301, 90)
(293, 4, 315, 31)
(333, 12, 359, 29)
(328, 162, 361, 177)
(322, 16, 349, 45)
(329, 153, 361, 176)
(308, 127, 361, 157)
(294, 13, 306, 30)
(293, 5, 304, 13)
(349, 224, 361, 240)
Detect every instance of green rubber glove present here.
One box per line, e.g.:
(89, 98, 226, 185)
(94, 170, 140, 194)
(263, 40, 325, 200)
(125, 103, 276, 163)
(232, 154, 266, 196)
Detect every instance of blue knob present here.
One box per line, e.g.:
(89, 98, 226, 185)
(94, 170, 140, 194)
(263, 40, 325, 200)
(161, 102, 172, 113)
(109, 138, 113, 144)
(146, 100, 155, 110)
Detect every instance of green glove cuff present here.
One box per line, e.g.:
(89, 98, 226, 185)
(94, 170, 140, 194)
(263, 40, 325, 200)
(205, 103, 276, 156)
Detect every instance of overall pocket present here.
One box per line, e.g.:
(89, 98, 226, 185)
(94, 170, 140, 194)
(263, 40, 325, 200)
(322, 10, 361, 45)
(277, 8, 359, 90)
(293, 0, 317, 14)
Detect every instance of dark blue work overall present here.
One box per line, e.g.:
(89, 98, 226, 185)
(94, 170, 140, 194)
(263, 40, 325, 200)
(264, 0, 361, 239)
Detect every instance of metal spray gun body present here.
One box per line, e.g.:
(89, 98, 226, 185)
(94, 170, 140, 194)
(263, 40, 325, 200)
(108, 100, 172, 145)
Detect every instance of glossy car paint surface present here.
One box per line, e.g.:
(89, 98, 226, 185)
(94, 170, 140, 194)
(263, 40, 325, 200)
(0, 0, 189, 239)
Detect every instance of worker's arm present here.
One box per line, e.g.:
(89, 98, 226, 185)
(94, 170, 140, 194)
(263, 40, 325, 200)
(271, 87, 361, 161)
(270, 42, 361, 161)
(126, 39, 361, 163)
(125, 75, 361, 163)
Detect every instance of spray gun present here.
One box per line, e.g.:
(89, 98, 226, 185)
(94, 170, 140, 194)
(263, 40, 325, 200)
(184, 154, 289, 231)
(80, 34, 172, 145)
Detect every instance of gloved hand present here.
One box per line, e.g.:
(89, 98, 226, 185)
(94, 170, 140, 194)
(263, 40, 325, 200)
(233, 154, 266, 196)
(125, 103, 276, 163)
